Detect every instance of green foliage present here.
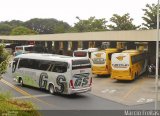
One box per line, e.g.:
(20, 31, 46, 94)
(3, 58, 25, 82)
(142, 3, 158, 29)
(108, 13, 140, 30)
(54, 21, 71, 33)
(24, 18, 71, 34)
(0, 24, 12, 35)
(10, 26, 38, 35)
(0, 92, 40, 116)
(73, 16, 107, 32)
(0, 20, 24, 28)
(0, 44, 10, 77)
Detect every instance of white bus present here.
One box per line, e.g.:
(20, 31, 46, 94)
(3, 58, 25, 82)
(73, 48, 98, 58)
(14, 45, 34, 56)
(11, 53, 92, 95)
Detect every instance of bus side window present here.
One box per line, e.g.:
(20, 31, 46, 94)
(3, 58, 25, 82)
(38, 61, 51, 71)
(26, 59, 40, 69)
(51, 62, 67, 73)
(18, 59, 28, 68)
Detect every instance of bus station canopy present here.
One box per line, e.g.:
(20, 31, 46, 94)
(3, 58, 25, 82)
(0, 29, 157, 42)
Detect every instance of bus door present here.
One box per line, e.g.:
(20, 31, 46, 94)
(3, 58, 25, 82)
(16, 58, 38, 87)
(71, 59, 92, 89)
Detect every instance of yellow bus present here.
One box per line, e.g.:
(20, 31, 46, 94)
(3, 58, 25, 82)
(91, 48, 119, 76)
(111, 50, 147, 80)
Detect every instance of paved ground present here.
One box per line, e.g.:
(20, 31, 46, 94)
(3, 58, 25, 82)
(91, 74, 160, 105)
(3, 65, 160, 108)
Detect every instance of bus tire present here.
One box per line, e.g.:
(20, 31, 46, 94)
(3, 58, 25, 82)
(134, 73, 138, 80)
(136, 73, 138, 79)
(49, 84, 55, 95)
(19, 78, 24, 87)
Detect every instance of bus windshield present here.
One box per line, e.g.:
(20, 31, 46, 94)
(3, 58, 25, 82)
(91, 52, 106, 64)
(72, 59, 91, 70)
(74, 51, 87, 57)
(24, 47, 34, 51)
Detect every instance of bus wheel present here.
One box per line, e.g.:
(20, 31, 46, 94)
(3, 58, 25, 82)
(49, 84, 55, 95)
(19, 78, 24, 87)
(134, 73, 138, 80)
(136, 73, 138, 79)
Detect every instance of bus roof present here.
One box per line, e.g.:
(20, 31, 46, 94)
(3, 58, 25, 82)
(122, 50, 139, 53)
(122, 50, 140, 55)
(16, 45, 34, 48)
(105, 48, 118, 53)
(15, 53, 89, 62)
(74, 48, 98, 52)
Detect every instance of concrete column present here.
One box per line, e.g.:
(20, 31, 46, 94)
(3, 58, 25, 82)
(54, 41, 60, 54)
(72, 41, 78, 51)
(148, 41, 156, 65)
(47, 41, 52, 53)
(63, 41, 68, 55)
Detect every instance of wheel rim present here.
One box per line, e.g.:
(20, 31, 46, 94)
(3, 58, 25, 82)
(20, 79, 23, 86)
(49, 85, 54, 94)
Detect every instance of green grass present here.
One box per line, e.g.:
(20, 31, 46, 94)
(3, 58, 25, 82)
(0, 92, 41, 116)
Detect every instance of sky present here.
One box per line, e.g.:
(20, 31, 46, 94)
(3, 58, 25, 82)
(0, 0, 157, 26)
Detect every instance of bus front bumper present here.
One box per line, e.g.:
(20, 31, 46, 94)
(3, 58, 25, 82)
(69, 86, 91, 94)
(111, 75, 133, 80)
(92, 71, 109, 75)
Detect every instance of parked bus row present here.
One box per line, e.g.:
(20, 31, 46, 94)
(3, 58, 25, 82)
(73, 48, 148, 81)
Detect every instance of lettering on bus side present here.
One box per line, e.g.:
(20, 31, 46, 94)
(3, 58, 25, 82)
(39, 73, 48, 89)
(55, 75, 66, 93)
(112, 64, 129, 68)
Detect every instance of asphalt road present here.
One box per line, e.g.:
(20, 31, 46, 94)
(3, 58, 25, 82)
(1, 70, 160, 116)
(1, 72, 126, 110)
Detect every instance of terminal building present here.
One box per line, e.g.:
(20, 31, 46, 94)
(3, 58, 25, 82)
(0, 29, 158, 65)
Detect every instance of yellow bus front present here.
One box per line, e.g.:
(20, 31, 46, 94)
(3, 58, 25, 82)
(111, 53, 134, 80)
(91, 51, 110, 75)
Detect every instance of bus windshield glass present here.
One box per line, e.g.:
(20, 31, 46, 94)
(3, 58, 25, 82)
(72, 59, 91, 70)
(25, 47, 34, 51)
(74, 51, 87, 57)
(91, 52, 106, 64)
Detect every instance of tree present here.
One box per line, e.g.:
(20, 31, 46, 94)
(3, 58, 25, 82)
(1, 20, 24, 28)
(0, 44, 10, 78)
(0, 24, 12, 35)
(73, 16, 107, 32)
(24, 18, 71, 34)
(10, 26, 37, 35)
(54, 21, 71, 33)
(108, 13, 139, 30)
(142, 3, 158, 29)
